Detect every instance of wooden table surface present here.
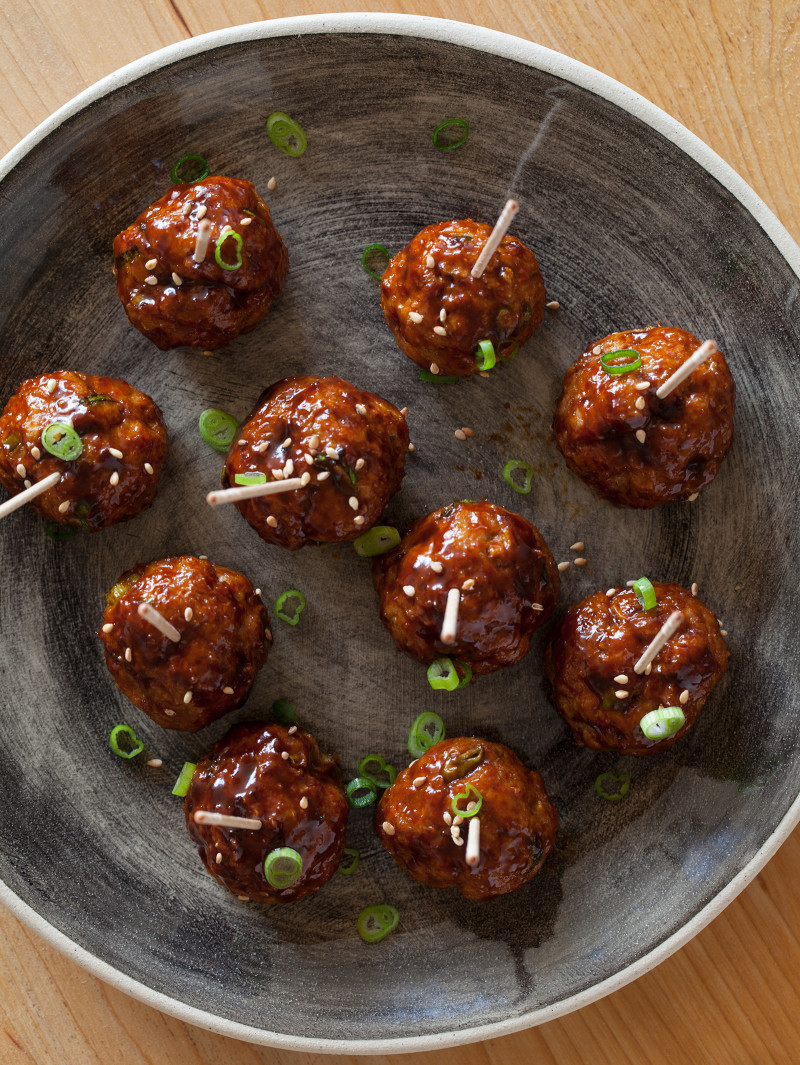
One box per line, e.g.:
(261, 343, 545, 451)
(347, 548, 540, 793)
(1, 1, 798, 1062)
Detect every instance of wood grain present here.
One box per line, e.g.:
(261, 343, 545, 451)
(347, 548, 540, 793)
(1, 1, 799, 1063)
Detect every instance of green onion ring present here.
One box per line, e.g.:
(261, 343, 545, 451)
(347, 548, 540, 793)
(41, 421, 83, 461)
(271, 698, 298, 724)
(418, 369, 460, 384)
(594, 772, 631, 801)
(362, 243, 391, 281)
(432, 118, 469, 151)
(408, 712, 446, 758)
(427, 658, 459, 691)
(357, 904, 400, 943)
(632, 577, 657, 611)
(451, 783, 483, 818)
(346, 777, 378, 809)
(353, 525, 400, 558)
(266, 111, 307, 157)
(358, 754, 396, 790)
(475, 339, 496, 371)
(275, 589, 306, 626)
(263, 847, 303, 889)
(45, 521, 77, 541)
(338, 847, 360, 875)
(233, 472, 267, 485)
(172, 761, 197, 797)
(455, 661, 472, 689)
(170, 153, 210, 184)
(109, 724, 144, 760)
(503, 459, 534, 494)
(214, 230, 243, 271)
(639, 706, 686, 741)
(600, 348, 642, 375)
(198, 408, 238, 452)
(499, 341, 519, 362)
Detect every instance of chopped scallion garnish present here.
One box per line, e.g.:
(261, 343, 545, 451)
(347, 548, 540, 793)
(632, 577, 657, 610)
(362, 243, 390, 281)
(408, 712, 445, 758)
(234, 472, 267, 485)
(109, 724, 144, 760)
(198, 408, 238, 452)
(353, 525, 400, 557)
(272, 698, 298, 724)
(215, 230, 243, 271)
(45, 521, 77, 541)
(418, 369, 460, 384)
(346, 777, 378, 809)
(171, 153, 209, 184)
(600, 349, 642, 375)
(451, 783, 483, 818)
(594, 772, 631, 801)
(266, 111, 307, 156)
(639, 706, 686, 740)
(427, 658, 459, 691)
(275, 589, 306, 626)
(338, 847, 360, 875)
(455, 660, 472, 689)
(357, 904, 400, 943)
(264, 847, 303, 889)
(432, 118, 469, 151)
(358, 754, 396, 790)
(475, 339, 496, 371)
(502, 459, 534, 494)
(41, 422, 83, 461)
(172, 761, 197, 797)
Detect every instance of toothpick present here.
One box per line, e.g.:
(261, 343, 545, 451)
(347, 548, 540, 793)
(207, 477, 304, 506)
(470, 199, 519, 278)
(193, 811, 262, 830)
(137, 602, 181, 642)
(440, 588, 461, 645)
(634, 610, 684, 675)
(0, 472, 61, 521)
(193, 219, 213, 263)
(465, 817, 481, 866)
(655, 340, 718, 399)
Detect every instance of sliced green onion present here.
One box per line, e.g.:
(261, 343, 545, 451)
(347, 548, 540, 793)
(432, 118, 469, 151)
(85, 393, 115, 406)
(45, 521, 77, 541)
(234, 472, 267, 485)
(456, 661, 472, 689)
(3, 431, 20, 451)
(408, 712, 445, 758)
(499, 341, 519, 362)
(41, 421, 83, 461)
(198, 408, 238, 452)
(427, 658, 459, 691)
(451, 784, 483, 818)
(264, 847, 303, 889)
(594, 772, 631, 801)
(632, 577, 657, 611)
(442, 746, 483, 783)
(272, 698, 298, 724)
(357, 904, 400, 943)
(503, 459, 534, 494)
(338, 847, 360, 875)
(172, 761, 196, 797)
(418, 369, 460, 384)
(362, 243, 390, 281)
(353, 525, 400, 557)
(266, 111, 307, 156)
(109, 724, 144, 760)
(171, 153, 209, 184)
(600, 348, 642, 375)
(475, 340, 496, 371)
(215, 230, 243, 271)
(639, 706, 686, 741)
(358, 754, 396, 790)
(275, 589, 306, 626)
(346, 777, 378, 809)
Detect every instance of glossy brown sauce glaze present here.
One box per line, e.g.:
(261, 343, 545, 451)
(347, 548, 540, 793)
(380, 218, 546, 377)
(553, 326, 735, 507)
(99, 556, 270, 731)
(0, 370, 167, 530)
(373, 500, 559, 674)
(224, 375, 409, 549)
(186, 722, 348, 903)
(545, 582, 728, 754)
(376, 737, 557, 901)
(113, 175, 288, 350)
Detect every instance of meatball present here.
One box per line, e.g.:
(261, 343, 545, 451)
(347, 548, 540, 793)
(0, 371, 167, 531)
(376, 737, 557, 901)
(113, 176, 288, 350)
(545, 581, 728, 754)
(223, 375, 409, 549)
(373, 500, 559, 675)
(185, 722, 348, 904)
(99, 555, 271, 731)
(553, 325, 735, 507)
(380, 218, 547, 377)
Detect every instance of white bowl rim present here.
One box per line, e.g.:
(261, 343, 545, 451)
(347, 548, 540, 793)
(1, 12, 799, 1055)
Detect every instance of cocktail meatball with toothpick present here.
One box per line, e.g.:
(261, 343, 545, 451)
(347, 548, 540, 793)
(373, 500, 559, 675)
(99, 555, 271, 731)
(185, 722, 349, 904)
(545, 580, 728, 754)
(0, 370, 167, 530)
(113, 175, 288, 350)
(216, 375, 409, 549)
(553, 325, 735, 507)
(376, 737, 558, 901)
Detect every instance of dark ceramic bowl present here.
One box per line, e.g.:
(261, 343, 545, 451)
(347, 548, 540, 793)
(1, 14, 799, 1054)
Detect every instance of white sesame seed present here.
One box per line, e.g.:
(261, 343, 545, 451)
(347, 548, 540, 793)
(348, 496, 359, 510)
(300, 471, 311, 486)
(300, 796, 308, 809)
(408, 311, 424, 324)
(124, 648, 132, 662)
(184, 607, 193, 622)
(532, 603, 544, 611)
(574, 557, 587, 566)
(443, 811, 452, 825)
(147, 758, 163, 767)
(108, 447, 123, 459)
(356, 403, 367, 415)
(635, 429, 646, 444)
(453, 835, 465, 847)
(266, 515, 278, 528)
(23, 480, 31, 489)
(144, 462, 154, 475)
(382, 821, 396, 835)
(46, 379, 57, 394)
(354, 515, 365, 525)
(240, 216, 253, 226)
(172, 272, 183, 286)
(627, 580, 636, 586)
(439, 308, 447, 322)
(325, 445, 338, 458)
(282, 436, 292, 448)
(645, 662, 652, 675)
(570, 542, 584, 551)
(408, 442, 415, 452)
(31, 446, 41, 460)
(679, 690, 690, 705)
(453, 815, 463, 827)
(102, 623, 113, 633)
(317, 471, 330, 481)
(606, 587, 617, 597)
(15, 463, 26, 477)
(58, 500, 70, 514)
(454, 429, 467, 441)
(220, 224, 232, 236)
(216, 853, 223, 864)
(592, 345, 602, 355)
(426, 254, 435, 268)
(196, 205, 207, 219)
(433, 325, 447, 336)
(355, 458, 365, 470)
(688, 492, 699, 502)
(635, 397, 646, 410)
(614, 674, 629, 684)
(238, 438, 247, 446)
(182, 202, 192, 215)
(615, 690, 630, 699)
(237, 896, 249, 902)
(273, 469, 284, 480)
(288, 725, 298, 735)
(429, 363, 440, 375)
(720, 629, 728, 636)
(450, 825, 461, 839)
(281, 750, 289, 760)
(546, 300, 560, 309)
(479, 371, 491, 378)
(220, 687, 234, 697)
(466, 801, 477, 812)
(284, 459, 294, 477)
(403, 585, 415, 597)
(109, 471, 119, 486)
(267, 176, 277, 191)
(164, 709, 175, 716)
(431, 561, 443, 573)
(308, 434, 320, 450)
(691, 582, 699, 596)
(635, 380, 650, 390)
(462, 427, 475, 438)
(183, 691, 192, 704)
(145, 275, 158, 285)
(145, 258, 158, 270)
(400, 407, 408, 417)
(461, 578, 475, 591)
(413, 776, 426, 788)
(203, 350, 214, 357)
(557, 561, 570, 572)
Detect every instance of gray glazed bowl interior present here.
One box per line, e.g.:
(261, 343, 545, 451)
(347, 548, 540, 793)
(1, 14, 800, 1054)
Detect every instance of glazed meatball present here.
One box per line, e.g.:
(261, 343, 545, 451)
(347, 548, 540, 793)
(0, 371, 167, 531)
(222, 376, 409, 549)
(185, 722, 348, 904)
(99, 556, 271, 731)
(380, 218, 546, 377)
(376, 737, 557, 901)
(373, 500, 559, 675)
(545, 581, 728, 754)
(113, 176, 288, 350)
(553, 326, 735, 507)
